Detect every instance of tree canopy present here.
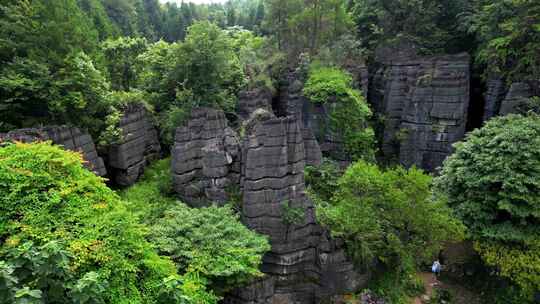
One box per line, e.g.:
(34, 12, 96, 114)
(435, 114, 540, 298)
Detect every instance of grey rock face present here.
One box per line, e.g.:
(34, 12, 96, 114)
(0, 126, 107, 176)
(278, 70, 352, 164)
(226, 111, 366, 303)
(171, 108, 240, 207)
(483, 77, 507, 121)
(499, 82, 534, 115)
(372, 53, 470, 172)
(106, 104, 161, 186)
(238, 87, 274, 120)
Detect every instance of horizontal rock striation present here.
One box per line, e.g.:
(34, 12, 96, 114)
(226, 110, 366, 303)
(171, 108, 240, 207)
(499, 82, 534, 115)
(371, 53, 470, 172)
(238, 87, 274, 121)
(106, 104, 161, 186)
(278, 71, 341, 165)
(483, 77, 507, 121)
(0, 126, 106, 176)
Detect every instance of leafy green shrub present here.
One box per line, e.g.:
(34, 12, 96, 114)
(120, 159, 271, 296)
(315, 161, 464, 295)
(303, 66, 354, 104)
(303, 66, 376, 161)
(101, 36, 148, 91)
(435, 114, 540, 298)
(305, 159, 342, 201)
(0, 142, 186, 303)
(150, 205, 270, 294)
(281, 201, 305, 225)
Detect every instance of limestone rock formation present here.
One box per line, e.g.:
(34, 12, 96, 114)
(238, 87, 274, 120)
(226, 110, 366, 303)
(371, 53, 470, 172)
(499, 82, 534, 115)
(171, 108, 240, 207)
(278, 70, 351, 164)
(483, 77, 507, 121)
(106, 104, 161, 186)
(0, 126, 106, 176)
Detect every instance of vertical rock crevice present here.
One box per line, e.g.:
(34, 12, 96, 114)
(370, 53, 470, 172)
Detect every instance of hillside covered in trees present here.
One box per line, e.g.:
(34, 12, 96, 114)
(0, 0, 539, 303)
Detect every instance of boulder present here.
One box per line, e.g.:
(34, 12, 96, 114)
(171, 108, 240, 207)
(0, 126, 106, 176)
(371, 53, 470, 172)
(106, 104, 161, 186)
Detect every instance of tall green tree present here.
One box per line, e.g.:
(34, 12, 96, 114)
(0, 0, 110, 134)
(462, 0, 540, 80)
(101, 36, 148, 90)
(312, 161, 464, 301)
(351, 0, 469, 54)
(435, 114, 540, 299)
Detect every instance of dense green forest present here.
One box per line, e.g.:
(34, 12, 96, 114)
(0, 0, 539, 303)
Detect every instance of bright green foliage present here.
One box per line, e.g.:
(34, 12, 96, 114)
(0, 0, 106, 132)
(138, 23, 248, 147)
(463, 0, 540, 80)
(303, 67, 352, 104)
(170, 21, 245, 112)
(435, 115, 540, 244)
(0, 142, 192, 303)
(51, 51, 112, 135)
(435, 114, 540, 297)
(475, 241, 540, 300)
(316, 161, 464, 273)
(225, 27, 282, 92)
(120, 159, 270, 297)
(101, 37, 148, 90)
(303, 66, 375, 161)
(151, 205, 270, 294)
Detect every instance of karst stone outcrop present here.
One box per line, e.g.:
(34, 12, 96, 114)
(370, 53, 470, 172)
(483, 77, 507, 121)
(238, 87, 274, 120)
(225, 110, 366, 303)
(171, 108, 241, 207)
(105, 104, 161, 186)
(0, 126, 107, 176)
(278, 70, 359, 164)
(499, 82, 535, 115)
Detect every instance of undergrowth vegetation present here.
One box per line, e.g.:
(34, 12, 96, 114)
(0, 144, 269, 303)
(307, 160, 465, 303)
(119, 158, 270, 301)
(303, 66, 375, 161)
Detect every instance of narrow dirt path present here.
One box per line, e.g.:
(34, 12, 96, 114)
(412, 272, 438, 304)
(411, 272, 481, 304)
